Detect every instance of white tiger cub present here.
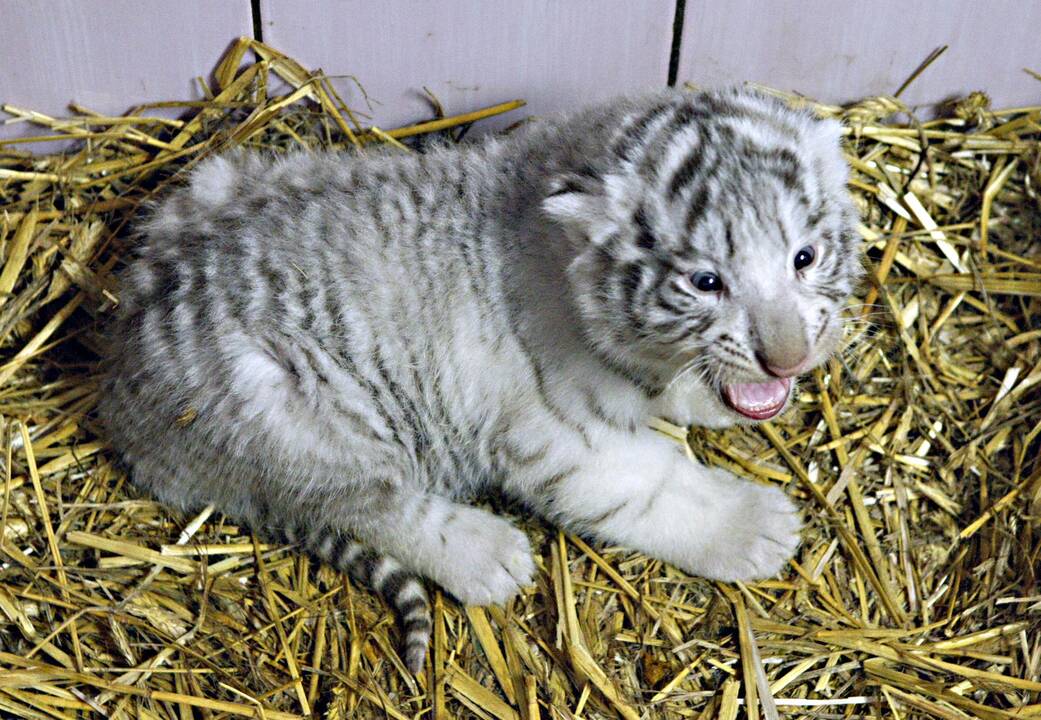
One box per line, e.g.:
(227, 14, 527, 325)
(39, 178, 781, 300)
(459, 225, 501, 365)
(99, 87, 860, 671)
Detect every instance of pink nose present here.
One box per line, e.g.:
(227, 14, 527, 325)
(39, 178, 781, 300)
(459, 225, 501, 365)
(763, 356, 810, 378)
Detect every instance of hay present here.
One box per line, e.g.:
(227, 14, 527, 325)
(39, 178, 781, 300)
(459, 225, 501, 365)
(1, 37, 1039, 719)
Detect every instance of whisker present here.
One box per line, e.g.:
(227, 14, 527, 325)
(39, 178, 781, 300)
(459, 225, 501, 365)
(663, 356, 704, 393)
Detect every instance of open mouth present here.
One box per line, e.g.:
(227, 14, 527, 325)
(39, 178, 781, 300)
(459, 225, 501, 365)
(722, 378, 791, 420)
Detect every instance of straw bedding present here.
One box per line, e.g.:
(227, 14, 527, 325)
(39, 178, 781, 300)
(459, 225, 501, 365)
(1, 38, 1039, 719)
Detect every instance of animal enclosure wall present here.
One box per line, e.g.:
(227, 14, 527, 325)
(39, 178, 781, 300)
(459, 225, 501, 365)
(2, 0, 1040, 145)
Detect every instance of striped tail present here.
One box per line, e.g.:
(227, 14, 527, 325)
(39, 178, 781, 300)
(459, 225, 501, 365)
(283, 523, 432, 673)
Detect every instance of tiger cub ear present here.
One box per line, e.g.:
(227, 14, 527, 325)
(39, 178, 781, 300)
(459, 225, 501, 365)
(541, 171, 607, 232)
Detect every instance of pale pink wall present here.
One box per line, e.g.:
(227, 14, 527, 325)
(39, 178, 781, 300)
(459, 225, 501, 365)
(677, 0, 1041, 110)
(0, 0, 252, 145)
(3, 1, 1040, 153)
(258, 0, 674, 131)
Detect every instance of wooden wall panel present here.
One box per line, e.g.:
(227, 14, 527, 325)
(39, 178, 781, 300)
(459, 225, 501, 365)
(0, 0, 253, 143)
(5, 1, 1038, 152)
(259, 0, 675, 132)
(677, 0, 1041, 110)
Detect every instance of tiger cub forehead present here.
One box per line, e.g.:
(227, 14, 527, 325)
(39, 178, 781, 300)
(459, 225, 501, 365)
(543, 88, 857, 277)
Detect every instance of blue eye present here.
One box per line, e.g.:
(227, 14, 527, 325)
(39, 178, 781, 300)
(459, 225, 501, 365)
(692, 271, 723, 293)
(794, 245, 816, 271)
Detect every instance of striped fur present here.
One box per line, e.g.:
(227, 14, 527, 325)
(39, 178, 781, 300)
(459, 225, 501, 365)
(99, 88, 861, 673)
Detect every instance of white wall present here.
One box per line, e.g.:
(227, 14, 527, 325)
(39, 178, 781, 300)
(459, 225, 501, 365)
(2, 1, 1039, 150)
(677, 0, 1041, 109)
(258, 0, 673, 132)
(0, 0, 252, 145)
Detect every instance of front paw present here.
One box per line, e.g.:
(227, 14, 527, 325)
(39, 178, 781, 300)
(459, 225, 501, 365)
(693, 480, 802, 582)
(430, 509, 535, 606)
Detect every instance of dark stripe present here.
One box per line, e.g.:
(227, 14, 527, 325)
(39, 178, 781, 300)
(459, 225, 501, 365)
(377, 568, 412, 602)
(702, 93, 800, 139)
(511, 331, 592, 448)
(737, 139, 807, 196)
(157, 293, 189, 370)
(635, 480, 666, 519)
(668, 139, 707, 198)
(348, 549, 379, 586)
(397, 596, 428, 620)
(318, 259, 408, 449)
(621, 262, 644, 299)
(421, 363, 470, 481)
(370, 187, 392, 241)
(221, 238, 257, 328)
(298, 340, 330, 385)
(455, 221, 492, 321)
(668, 315, 714, 344)
(806, 204, 827, 229)
(338, 351, 407, 450)
(405, 619, 432, 635)
(581, 386, 632, 433)
(547, 176, 585, 197)
(748, 191, 770, 231)
(611, 103, 674, 161)
(257, 245, 287, 321)
(584, 340, 664, 398)
(599, 233, 625, 259)
(330, 534, 351, 565)
(533, 465, 579, 499)
(723, 217, 735, 258)
(406, 175, 424, 214)
(669, 102, 713, 128)
(289, 220, 320, 332)
(633, 206, 656, 250)
(814, 317, 829, 344)
(649, 317, 688, 336)
(499, 440, 549, 468)
(404, 617, 432, 637)
(548, 168, 599, 197)
(455, 152, 468, 199)
(684, 184, 712, 234)
(151, 257, 181, 300)
(316, 237, 348, 341)
(586, 500, 628, 526)
(371, 345, 430, 455)
(718, 342, 752, 364)
(637, 102, 712, 178)
(318, 366, 392, 443)
(777, 218, 796, 251)
(655, 294, 685, 316)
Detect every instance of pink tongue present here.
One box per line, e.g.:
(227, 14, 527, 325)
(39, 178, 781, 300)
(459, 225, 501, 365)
(723, 378, 791, 420)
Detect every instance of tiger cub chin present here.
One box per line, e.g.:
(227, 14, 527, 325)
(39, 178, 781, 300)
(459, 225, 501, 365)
(100, 87, 860, 672)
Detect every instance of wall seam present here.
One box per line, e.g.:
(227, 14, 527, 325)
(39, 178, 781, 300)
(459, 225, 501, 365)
(667, 0, 686, 86)
(251, 0, 264, 42)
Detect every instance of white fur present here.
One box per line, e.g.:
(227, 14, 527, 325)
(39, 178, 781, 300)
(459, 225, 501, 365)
(188, 156, 236, 208)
